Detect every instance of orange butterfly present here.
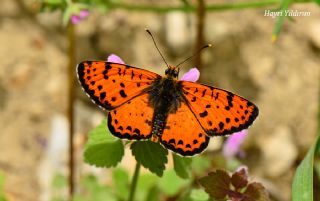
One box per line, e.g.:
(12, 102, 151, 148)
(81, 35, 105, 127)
(77, 61, 259, 156)
(77, 32, 258, 156)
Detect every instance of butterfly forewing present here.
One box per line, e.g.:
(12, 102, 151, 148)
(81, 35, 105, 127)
(181, 81, 259, 136)
(77, 61, 160, 110)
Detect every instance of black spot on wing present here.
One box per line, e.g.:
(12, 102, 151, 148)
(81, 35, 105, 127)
(199, 110, 208, 118)
(100, 92, 106, 100)
(219, 122, 224, 130)
(168, 139, 175, 144)
(119, 90, 127, 98)
(226, 118, 230, 123)
(205, 102, 259, 136)
(133, 128, 141, 135)
(202, 89, 207, 97)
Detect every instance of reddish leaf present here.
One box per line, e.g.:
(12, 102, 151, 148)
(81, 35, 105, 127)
(243, 182, 271, 201)
(199, 170, 231, 199)
(231, 167, 248, 190)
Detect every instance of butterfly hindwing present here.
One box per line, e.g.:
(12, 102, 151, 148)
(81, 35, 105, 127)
(108, 93, 154, 140)
(181, 81, 259, 136)
(159, 102, 210, 156)
(77, 61, 160, 110)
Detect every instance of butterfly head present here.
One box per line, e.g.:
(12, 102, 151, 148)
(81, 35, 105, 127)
(165, 65, 179, 79)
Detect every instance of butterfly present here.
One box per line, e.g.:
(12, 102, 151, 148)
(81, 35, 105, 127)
(77, 58, 259, 156)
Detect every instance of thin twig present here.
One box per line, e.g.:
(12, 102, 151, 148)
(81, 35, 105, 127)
(105, 0, 281, 13)
(194, 0, 206, 70)
(67, 23, 76, 200)
(128, 162, 141, 201)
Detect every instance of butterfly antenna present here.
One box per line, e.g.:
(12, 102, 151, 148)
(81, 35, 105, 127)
(145, 28, 169, 68)
(176, 44, 212, 68)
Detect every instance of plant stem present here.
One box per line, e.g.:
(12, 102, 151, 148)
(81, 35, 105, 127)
(106, 0, 281, 13)
(67, 22, 76, 200)
(128, 162, 141, 201)
(194, 0, 205, 70)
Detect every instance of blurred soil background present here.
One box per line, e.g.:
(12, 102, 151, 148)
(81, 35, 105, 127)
(0, 0, 319, 200)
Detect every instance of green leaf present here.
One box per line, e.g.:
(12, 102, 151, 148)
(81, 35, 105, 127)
(189, 189, 210, 201)
(52, 173, 67, 189)
(0, 173, 7, 201)
(158, 169, 190, 196)
(272, 0, 292, 42)
(62, 7, 72, 26)
(315, 160, 320, 182)
(0, 173, 4, 192)
(43, 0, 64, 5)
(144, 186, 160, 201)
(198, 170, 231, 200)
(315, 0, 320, 6)
(84, 120, 124, 168)
(78, 174, 117, 201)
(191, 155, 211, 175)
(173, 153, 192, 179)
(130, 141, 168, 176)
(136, 173, 158, 201)
(292, 135, 320, 201)
(112, 168, 129, 200)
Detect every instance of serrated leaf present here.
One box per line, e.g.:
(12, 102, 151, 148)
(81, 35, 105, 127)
(243, 182, 270, 201)
(130, 141, 168, 176)
(231, 167, 248, 190)
(112, 168, 129, 200)
(173, 153, 192, 179)
(158, 169, 190, 196)
(198, 170, 231, 200)
(189, 189, 209, 201)
(84, 121, 124, 168)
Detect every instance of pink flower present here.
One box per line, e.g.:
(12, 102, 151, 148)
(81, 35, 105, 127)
(71, 10, 89, 25)
(223, 130, 248, 159)
(180, 68, 200, 82)
(107, 54, 125, 64)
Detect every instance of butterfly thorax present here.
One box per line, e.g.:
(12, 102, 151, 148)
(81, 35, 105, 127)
(164, 65, 179, 79)
(148, 77, 184, 136)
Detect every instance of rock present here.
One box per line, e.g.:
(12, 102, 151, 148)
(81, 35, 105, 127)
(38, 115, 68, 201)
(0, 0, 20, 17)
(307, 20, 320, 48)
(259, 126, 297, 177)
(165, 12, 192, 53)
